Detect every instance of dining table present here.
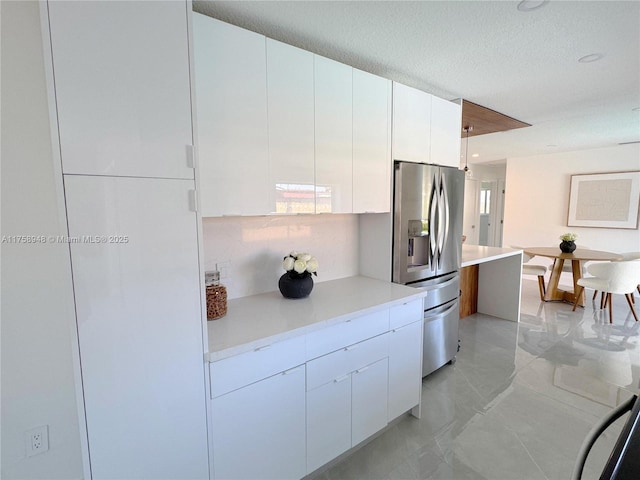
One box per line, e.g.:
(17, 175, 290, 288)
(522, 247, 624, 306)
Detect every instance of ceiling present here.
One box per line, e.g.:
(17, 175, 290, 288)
(193, 0, 640, 166)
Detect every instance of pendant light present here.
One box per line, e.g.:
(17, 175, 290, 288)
(463, 125, 473, 177)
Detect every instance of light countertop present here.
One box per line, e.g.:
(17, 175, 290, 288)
(207, 276, 425, 362)
(461, 244, 522, 267)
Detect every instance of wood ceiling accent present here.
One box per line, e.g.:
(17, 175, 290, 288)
(461, 100, 530, 137)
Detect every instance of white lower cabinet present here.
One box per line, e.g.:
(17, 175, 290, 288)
(306, 335, 389, 473)
(211, 366, 306, 480)
(209, 301, 423, 479)
(306, 373, 352, 472)
(306, 358, 389, 473)
(388, 321, 423, 420)
(352, 358, 389, 445)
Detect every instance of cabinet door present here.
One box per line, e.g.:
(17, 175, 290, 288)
(47, 1, 194, 179)
(392, 82, 432, 163)
(64, 176, 208, 479)
(266, 39, 315, 214)
(307, 375, 352, 473)
(212, 366, 306, 480)
(388, 321, 423, 420)
(315, 56, 353, 213)
(353, 69, 392, 213)
(352, 358, 389, 445)
(193, 14, 269, 216)
(431, 96, 462, 168)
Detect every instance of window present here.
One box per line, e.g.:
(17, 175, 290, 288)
(480, 182, 491, 215)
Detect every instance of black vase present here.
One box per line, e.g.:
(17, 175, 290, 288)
(278, 272, 314, 299)
(559, 240, 576, 253)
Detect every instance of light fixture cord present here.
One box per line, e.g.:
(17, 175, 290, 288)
(464, 126, 470, 172)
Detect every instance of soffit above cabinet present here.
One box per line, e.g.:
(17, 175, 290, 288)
(460, 100, 530, 138)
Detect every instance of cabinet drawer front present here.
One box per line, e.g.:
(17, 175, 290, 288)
(389, 299, 423, 330)
(209, 335, 306, 398)
(306, 309, 389, 360)
(306, 333, 388, 391)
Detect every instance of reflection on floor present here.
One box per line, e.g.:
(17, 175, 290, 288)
(312, 279, 639, 480)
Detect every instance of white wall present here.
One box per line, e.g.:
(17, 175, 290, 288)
(503, 144, 640, 285)
(1, 1, 85, 478)
(202, 214, 359, 299)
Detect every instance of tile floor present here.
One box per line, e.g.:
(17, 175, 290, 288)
(313, 279, 640, 480)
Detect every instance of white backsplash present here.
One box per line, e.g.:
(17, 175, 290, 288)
(202, 214, 359, 299)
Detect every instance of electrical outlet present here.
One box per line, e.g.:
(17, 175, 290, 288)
(25, 425, 49, 457)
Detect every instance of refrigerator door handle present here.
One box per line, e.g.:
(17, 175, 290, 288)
(436, 184, 445, 266)
(429, 177, 438, 273)
(440, 172, 450, 260)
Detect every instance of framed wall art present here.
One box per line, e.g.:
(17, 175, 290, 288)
(567, 171, 640, 229)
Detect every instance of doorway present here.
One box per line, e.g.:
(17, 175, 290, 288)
(463, 177, 505, 247)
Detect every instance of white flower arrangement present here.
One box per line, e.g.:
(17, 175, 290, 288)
(282, 251, 318, 277)
(559, 232, 577, 241)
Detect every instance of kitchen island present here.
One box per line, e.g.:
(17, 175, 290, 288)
(460, 245, 523, 322)
(206, 276, 426, 479)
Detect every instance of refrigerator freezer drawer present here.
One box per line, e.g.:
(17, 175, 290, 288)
(422, 299, 459, 377)
(411, 273, 460, 311)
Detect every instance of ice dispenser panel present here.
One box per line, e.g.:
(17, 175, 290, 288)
(407, 219, 429, 267)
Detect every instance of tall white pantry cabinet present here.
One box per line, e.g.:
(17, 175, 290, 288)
(42, 1, 209, 479)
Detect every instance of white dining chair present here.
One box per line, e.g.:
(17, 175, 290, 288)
(590, 252, 640, 302)
(620, 252, 640, 296)
(572, 259, 640, 323)
(517, 248, 548, 301)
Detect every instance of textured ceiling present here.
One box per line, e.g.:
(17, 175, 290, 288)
(193, 0, 640, 164)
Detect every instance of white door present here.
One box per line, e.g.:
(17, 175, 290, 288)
(392, 82, 431, 163)
(314, 55, 353, 213)
(266, 39, 315, 214)
(463, 178, 480, 244)
(479, 180, 500, 247)
(211, 367, 306, 480)
(64, 175, 208, 479)
(495, 180, 506, 247)
(306, 376, 352, 473)
(351, 358, 389, 445)
(388, 321, 422, 420)
(47, 1, 194, 179)
(353, 69, 392, 213)
(193, 14, 269, 216)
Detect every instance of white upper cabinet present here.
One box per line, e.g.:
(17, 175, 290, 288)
(47, 1, 194, 179)
(392, 82, 432, 164)
(352, 69, 392, 213)
(314, 56, 353, 213)
(430, 96, 462, 168)
(266, 39, 315, 214)
(193, 13, 270, 216)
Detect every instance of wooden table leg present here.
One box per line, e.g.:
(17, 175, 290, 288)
(545, 259, 566, 301)
(545, 259, 585, 306)
(568, 260, 585, 307)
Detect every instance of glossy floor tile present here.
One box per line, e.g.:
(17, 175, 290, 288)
(312, 280, 639, 480)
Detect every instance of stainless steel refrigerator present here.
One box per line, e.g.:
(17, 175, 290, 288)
(392, 161, 464, 377)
